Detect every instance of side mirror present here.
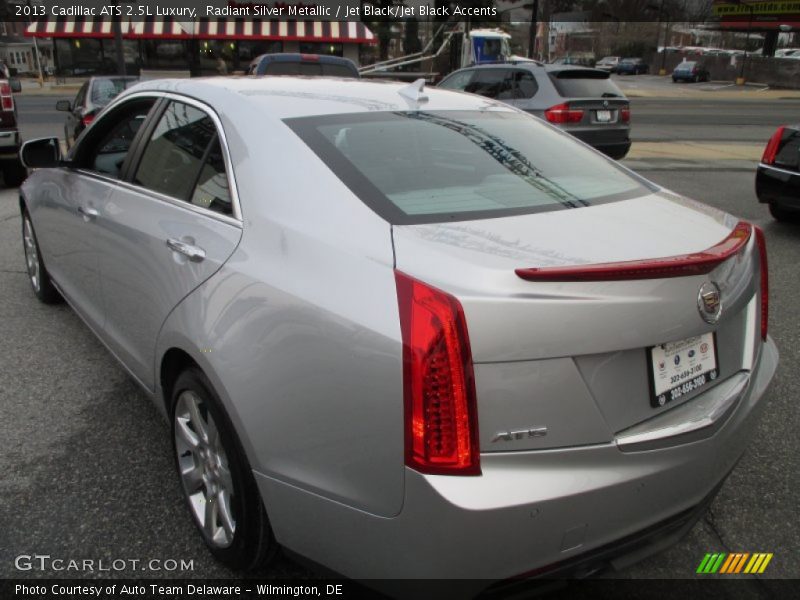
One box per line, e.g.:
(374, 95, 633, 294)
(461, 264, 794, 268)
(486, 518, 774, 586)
(9, 78, 21, 93)
(20, 137, 62, 169)
(55, 99, 71, 112)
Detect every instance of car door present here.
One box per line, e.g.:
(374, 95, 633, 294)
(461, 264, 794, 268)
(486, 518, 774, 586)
(33, 96, 158, 333)
(94, 97, 242, 389)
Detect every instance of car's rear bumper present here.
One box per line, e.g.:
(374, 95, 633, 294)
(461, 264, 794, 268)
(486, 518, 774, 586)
(568, 127, 631, 159)
(756, 163, 800, 210)
(254, 337, 777, 582)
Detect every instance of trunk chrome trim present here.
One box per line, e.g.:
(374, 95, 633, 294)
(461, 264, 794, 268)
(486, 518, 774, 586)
(615, 372, 750, 452)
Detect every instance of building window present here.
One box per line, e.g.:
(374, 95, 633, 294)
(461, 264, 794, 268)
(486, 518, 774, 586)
(298, 42, 344, 57)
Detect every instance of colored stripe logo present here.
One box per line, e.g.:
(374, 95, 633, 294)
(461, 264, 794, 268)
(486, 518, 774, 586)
(697, 553, 773, 574)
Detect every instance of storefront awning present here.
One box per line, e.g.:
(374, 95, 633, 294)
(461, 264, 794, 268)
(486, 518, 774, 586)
(25, 18, 375, 44)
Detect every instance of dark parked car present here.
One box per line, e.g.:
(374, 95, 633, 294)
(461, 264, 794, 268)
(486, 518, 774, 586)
(248, 53, 359, 78)
(438, 62, 631, 159)
(0, 76, 26, 187)
(616, 58, 649, 75)
(756, 124, 800, 221)
(56, 76, 138, 148)
(672, 61, 711, 83)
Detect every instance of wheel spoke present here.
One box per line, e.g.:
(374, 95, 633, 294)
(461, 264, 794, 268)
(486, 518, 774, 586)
(176, 417, 201, 449)
(180, 462, 204, 492)
(217, 490, 235, 539)
(204, 494, 218, 538)
(187, 394, 210, 445)
(217, 462, 234, 494)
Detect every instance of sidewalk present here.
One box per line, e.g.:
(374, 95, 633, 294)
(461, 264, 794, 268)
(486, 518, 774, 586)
(17, 77, 84, 95)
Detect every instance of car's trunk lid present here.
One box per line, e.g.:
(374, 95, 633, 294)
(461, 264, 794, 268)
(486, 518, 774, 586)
(392, 192, 762, 449)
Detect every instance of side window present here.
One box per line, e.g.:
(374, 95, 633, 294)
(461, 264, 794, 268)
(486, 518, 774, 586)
(464, 70, 514, 100)
(73, 82, 88, 109)
(514, 71, 538, 99)
(190, 138, 232, 215)
(134, 102, 216, 201)
(76, 99, 155, 178)
(135, 101, 232, 216)
(438, 70, 474, 91)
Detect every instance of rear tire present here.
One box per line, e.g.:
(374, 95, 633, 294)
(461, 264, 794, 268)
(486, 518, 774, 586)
(769, 203, 799, 222)
(171, 367, 278, 571)
(21, 210, 62, 304)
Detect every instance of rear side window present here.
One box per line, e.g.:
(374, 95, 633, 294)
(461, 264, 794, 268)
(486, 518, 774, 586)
(90, 78, 134, 106)
(549, 71, 624, 98)
(464, 69, 516, 99)
(286, 110, 652, 224)
(134, 102, 218, 203)
(438, 70, 475, 91)
(775, 130, 800, 169)
(191, 138, 233, 215)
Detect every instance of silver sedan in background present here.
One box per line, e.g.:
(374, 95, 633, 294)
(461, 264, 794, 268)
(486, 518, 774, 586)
(18, 77, 777, 588)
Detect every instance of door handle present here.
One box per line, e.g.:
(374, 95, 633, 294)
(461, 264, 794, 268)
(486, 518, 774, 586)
(77, 206, 99, 220)
(166, 238, 206, 262)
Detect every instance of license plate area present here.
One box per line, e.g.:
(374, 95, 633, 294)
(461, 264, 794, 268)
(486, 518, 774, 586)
(594, 109, 613, 123)
(648, 333, 719, 408)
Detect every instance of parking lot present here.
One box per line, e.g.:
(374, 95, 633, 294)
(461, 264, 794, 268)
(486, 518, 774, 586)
(1, 88, 798, 586)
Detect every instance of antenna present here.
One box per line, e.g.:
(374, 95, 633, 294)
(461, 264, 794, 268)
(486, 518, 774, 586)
(398, 79, 428, 103)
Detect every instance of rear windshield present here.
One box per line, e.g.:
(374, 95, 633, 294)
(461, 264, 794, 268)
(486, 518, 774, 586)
(90, 78, 135, 106)
(286, 110, 651, 224)
(677, 62, 697, 68)
(263, 62, 357, 78)
(548, 71, 624, 98)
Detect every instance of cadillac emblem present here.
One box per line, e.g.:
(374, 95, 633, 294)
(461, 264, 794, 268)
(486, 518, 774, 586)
(697, 282, 722, 324)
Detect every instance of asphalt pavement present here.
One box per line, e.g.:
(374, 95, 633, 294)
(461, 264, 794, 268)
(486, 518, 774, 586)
(1, 90, 798, 587)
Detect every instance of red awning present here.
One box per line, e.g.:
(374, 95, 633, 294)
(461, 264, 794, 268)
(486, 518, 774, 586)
(26, 18, 375, 44)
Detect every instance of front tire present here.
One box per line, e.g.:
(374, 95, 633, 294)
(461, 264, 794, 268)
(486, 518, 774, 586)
(21, 210, 61, 304)
(171, 367, 277, 571)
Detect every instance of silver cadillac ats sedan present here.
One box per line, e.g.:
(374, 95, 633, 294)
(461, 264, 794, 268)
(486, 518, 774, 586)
(19, 77, 777, 585)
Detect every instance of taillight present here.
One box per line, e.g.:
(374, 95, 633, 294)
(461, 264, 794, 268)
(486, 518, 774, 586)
(544, 103, 584, 124)
(82, 113, 95, 127)
(0, 82, 13, 111)
(761, 126, 785, 165)
(620, 107, 631, 123)
(395, 271, 480, 476)
(754, 226, 768, 341)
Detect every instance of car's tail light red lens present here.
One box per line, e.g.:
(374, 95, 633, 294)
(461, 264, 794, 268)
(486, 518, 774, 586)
(761, 126, 785, 165)
(395, 271, 480, 476)
(754, 226, 768, 341)
(82, 113, 95, 127)
(620, 107, 631, 123)
(544, 103, 584, 124)
(0, 82, 12, 111)
(516, 221, 752, 281)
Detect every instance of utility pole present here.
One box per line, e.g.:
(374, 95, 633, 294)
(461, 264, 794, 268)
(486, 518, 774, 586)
(528, 0, 539, 59)
(112, 0, 126, 76)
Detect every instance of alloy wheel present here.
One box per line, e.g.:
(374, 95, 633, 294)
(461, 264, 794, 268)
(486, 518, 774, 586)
(22, 216, 40, 292)
(174, 390, 236, 548)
